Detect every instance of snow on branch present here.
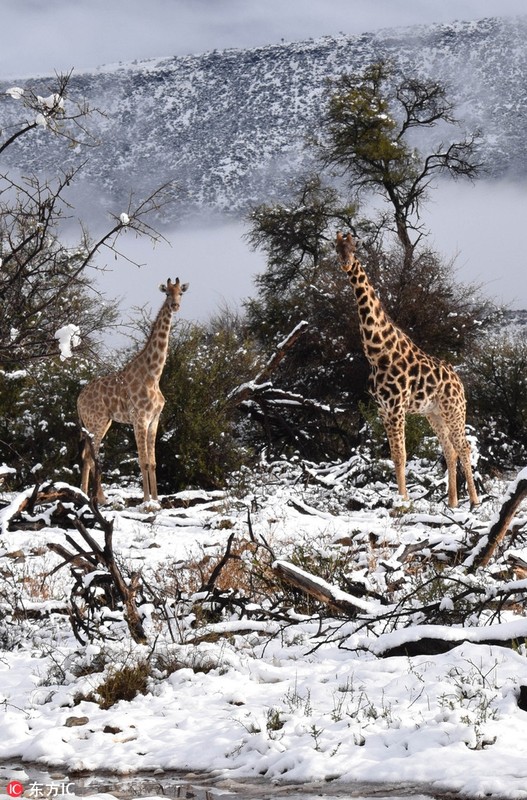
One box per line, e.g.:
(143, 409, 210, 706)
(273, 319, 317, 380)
(273, 559, 382, 616)
(227, 320, 309, 407)
(465, 467, 527, 571)
(54, 324, 81, 360)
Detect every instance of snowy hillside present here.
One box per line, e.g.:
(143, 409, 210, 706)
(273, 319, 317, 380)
(2, 15, 527, 219)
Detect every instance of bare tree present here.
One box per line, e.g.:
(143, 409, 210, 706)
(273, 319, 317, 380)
(0, 72, 173, 369)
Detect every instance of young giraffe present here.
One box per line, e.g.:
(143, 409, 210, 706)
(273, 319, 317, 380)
(335, 232, 479, 508)
(77, 277, 189, 504)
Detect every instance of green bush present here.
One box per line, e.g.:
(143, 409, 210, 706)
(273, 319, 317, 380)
(465, 331, 527, 468)
(359, 400, 439, 462)
(0, 358, 94, 489)
(156, 318, 260, 492)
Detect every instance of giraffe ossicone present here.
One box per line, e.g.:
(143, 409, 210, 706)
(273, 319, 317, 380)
(77, 277, 189, 503)
(336, 231, 479, 509)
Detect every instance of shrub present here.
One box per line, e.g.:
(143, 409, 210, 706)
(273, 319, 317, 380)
(0, 358, 94, 489)
(157, 317, 260, 491)
(465, 331, 527, 468)
(96, 660, 150, 709)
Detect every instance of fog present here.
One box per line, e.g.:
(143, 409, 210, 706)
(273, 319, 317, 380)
(92, 216, 266, 340)
(4, 0, 527, 340)
(422, 179, 527, 309)
(2, 0, 526, 78)
(89, 176, 526, 353)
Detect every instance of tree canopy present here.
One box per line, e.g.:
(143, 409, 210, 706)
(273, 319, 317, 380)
(319, 60, 483, 265)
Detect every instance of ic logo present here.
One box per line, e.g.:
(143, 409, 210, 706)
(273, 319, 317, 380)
(7, 781, 24, 798)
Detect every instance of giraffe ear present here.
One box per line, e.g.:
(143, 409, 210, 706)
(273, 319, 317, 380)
(159, 283, 167, 293)
(174, 277, 189, 292)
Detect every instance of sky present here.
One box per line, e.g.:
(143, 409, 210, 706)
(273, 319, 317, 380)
(1, 0, 526, 78)
(2, 0, 527, 327)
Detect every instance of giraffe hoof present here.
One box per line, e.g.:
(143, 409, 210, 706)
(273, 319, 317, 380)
(140, 499, 161, 513)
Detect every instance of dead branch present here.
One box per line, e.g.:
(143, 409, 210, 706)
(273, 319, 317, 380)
(273, 559, 380, 617)
(47, 497, 147, 644)
(467, 475, 527, 571)
(200, 531, 237, 592)
(5, 482, 93, 532)
(227, 321, 309, 407)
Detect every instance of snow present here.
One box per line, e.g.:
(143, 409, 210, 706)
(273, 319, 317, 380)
(5, 87, 24, 100)
(1, 466, 527, 800)
(36, 94, 64, 112)
(34, 113, 48, 129)
(54, 325, 81, 361)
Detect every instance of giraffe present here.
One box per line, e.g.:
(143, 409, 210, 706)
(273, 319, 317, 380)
(335, 232, 479, 509)
(77, 277, 189, 504)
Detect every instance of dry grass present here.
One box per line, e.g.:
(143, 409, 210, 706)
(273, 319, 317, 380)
(96, 660, 150, 709)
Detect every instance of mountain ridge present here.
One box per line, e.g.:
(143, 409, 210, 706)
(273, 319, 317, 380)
(2, 15, 527, 222)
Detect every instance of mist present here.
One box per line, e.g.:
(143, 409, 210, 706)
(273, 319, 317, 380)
(92, 215, 266, 337)
(2, 0, 527, 78)
(423, 179, 527, 309)
(89, 175, 527, 355)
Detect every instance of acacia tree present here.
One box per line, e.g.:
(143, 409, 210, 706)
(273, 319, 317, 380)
(320, 60, 482, 267)
(246, 174, 356, 344)
(244, 62, 495, 461)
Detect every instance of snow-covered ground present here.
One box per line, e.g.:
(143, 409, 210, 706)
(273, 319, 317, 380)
(1, 459, 527, 800)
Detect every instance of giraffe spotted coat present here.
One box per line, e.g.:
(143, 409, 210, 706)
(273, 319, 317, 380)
(336, 231, 479, 508)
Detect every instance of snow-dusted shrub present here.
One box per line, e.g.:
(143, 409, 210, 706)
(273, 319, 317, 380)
(465, 332, 527, 468)
(157, 318, 260, 491)
(0, 358, 93, 488)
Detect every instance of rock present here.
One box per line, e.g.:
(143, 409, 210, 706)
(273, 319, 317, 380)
(517, 685, 527, 711)
(64, 716, 89, 727)
(103, 725, 122, 734)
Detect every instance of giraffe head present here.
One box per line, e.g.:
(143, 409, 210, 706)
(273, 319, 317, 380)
(160, 277, 189, 312)
(335, 231, 359, 273)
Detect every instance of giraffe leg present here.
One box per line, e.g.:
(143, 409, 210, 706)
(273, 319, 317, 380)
(448, 419, 480, 508)
(146, 413, 161, 502)
(426, 412, 459, 508)
(80, 436, 92, 496)
(80, 420, 111, 504)
(380, 408, 408, 501)
(134, 420, 151, 502)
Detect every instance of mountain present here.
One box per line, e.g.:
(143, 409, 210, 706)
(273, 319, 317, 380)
(2, 15, 527, 221)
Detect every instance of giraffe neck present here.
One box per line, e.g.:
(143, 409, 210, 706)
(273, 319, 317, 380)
(127, 299, 174, 384)
(347, 260, 402, 364)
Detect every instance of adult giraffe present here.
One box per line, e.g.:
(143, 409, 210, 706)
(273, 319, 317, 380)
(77, 277, 188, 503)
(336, 232, 479, 508)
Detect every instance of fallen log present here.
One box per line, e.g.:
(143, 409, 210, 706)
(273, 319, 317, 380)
(370, 618, 527, 658)
(273, 559, 381, 617)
